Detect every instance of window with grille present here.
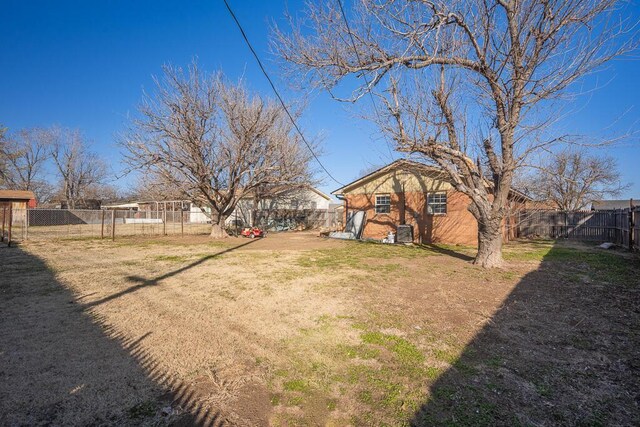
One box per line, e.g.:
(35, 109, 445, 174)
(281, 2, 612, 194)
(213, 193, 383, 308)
(427, 192, 447, 214)
(375, 194, 391, 214)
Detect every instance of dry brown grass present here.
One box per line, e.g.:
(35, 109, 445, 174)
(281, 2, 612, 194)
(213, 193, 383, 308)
(1, 233, 638, 426)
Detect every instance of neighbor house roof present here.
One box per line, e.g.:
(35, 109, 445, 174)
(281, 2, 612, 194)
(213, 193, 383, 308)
(332, 159, 532, 201)
(235, 185, 331, 201)
(0, 190, 36, 201)
(591, 199, 638, 210)
(306, 186, 332, 201)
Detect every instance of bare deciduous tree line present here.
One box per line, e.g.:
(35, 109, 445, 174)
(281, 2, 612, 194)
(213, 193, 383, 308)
(0, 125, 110, 208)
(273, 0, 636, 267)
(0, 64, 317, 237)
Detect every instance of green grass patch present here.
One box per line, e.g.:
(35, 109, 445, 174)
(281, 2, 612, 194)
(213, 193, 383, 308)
(297, 241, 428, 271)
(361, 331, 425, 366)
(487, 356, 503, 368)
(283, 379, 311, 393)
(425, 366, 441, 379)
(127, 400, 156, 419)
(433, 348, 458, 364)
(337, 344, 380, 360)
(358, 389, 374, 404)
(504, 242, 637, 284)
(270, 393, 281, 406)
(288, 395, 304, 406)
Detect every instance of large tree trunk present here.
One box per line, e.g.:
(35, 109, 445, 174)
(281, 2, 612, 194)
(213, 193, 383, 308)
(474, 217, 503, 268)
(209, 215, 229, 239)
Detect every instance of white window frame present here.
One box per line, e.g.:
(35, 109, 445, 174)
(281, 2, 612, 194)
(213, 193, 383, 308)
(375, 194, 391, 214)
(427, 192, 447, 215)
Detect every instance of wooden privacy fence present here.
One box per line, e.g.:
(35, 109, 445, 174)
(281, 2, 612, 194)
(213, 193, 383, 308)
(516, 207, 639, 251)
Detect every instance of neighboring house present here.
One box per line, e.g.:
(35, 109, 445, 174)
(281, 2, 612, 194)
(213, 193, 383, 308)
(255, 186, 332, 211)
(137, 200, 187, 213)
(332, 159, 530, 246)
(591, 199, 638, 211)
(189, 186, 334, 227)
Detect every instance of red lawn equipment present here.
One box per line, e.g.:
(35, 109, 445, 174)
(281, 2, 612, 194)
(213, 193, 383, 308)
(240, 227, 265, 238)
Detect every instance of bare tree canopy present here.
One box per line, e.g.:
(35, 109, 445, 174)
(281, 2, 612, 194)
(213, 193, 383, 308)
(0, 127, 54, 202)
(274, 0, 635, 267)
(528, 150, 629, 211)
(121, 63, 315, 238)
(50, 127, 108, 209)
(126, 174, 186, 202)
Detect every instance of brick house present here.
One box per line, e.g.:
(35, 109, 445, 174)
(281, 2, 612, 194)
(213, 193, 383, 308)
(331, 159, 530, 246)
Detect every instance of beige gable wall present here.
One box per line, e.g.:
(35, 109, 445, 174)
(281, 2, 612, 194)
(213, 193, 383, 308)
(343, 169, 452, 195)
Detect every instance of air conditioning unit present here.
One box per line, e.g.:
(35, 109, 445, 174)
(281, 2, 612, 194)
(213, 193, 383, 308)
(396, 224, 413, 243)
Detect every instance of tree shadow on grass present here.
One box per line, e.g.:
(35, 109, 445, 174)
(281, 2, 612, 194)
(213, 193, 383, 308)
(84, 238, 259, 309)
(412, 242, 640, 426)
(417, 243, 475, 262)
(0, 243, 244, 426)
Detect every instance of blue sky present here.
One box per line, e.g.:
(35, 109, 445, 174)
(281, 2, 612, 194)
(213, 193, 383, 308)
(1, 0, 639, 198)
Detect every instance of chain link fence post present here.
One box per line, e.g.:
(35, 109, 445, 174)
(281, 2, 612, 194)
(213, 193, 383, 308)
(111, 210, 116, 241)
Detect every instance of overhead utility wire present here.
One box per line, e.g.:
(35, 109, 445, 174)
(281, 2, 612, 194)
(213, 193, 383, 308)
(221, 0, 345, 187)
(336, 0, 395, 160)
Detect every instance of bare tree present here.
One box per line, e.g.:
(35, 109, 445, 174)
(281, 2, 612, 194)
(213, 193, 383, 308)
(528, 150, 628, 211)
(50, 128, 107, 209)
(0, 125, 9, 187)
(121, 63, 314, 238)
(0, 127, 54, 202)
(274, 0, 635, 267)
(127, 173, 186, 202)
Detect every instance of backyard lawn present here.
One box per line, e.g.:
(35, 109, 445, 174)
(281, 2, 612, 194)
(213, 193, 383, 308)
(1, 233, 638, 426)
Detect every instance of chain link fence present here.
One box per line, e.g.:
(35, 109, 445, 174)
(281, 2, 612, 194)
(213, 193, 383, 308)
(6, 209, 211, 242)
(3, 207, 343, 243)
(255, 208, 342, 231)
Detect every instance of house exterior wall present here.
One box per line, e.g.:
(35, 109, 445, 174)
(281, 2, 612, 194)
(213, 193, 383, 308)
(344, 189, 479, 246)
(189, 204, 212, 224)
(339, 167, 526, 246)
(344, 169, 452, 195)
(305, 191, 331, 210)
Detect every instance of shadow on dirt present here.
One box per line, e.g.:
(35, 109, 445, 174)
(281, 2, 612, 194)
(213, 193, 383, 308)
(411, 242, 640, 426)
(0, 243, 247, 426)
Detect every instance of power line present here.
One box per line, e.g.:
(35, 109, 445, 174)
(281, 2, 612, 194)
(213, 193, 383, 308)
(221, 0, 344, 187)
(336, 0, 395, 160)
